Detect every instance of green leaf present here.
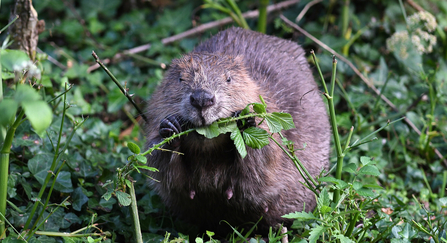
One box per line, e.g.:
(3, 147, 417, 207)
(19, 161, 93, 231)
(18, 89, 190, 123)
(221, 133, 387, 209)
(242, 127, 269, 149)
(28, 152, 54, 184)
(72, 187, 89, 211)
(136, 154, 147, 164)
(265, 116, 282, 133)
(353, 181, 363, 190)
(360, 156, 373, 166)
(61, 213, 81, 229)
(317, 187, 331, 208)
(335, 234, 355, 243)
(14, 84, 40, 103)
(363, 183, 383, 189)
(102, 190, 113, 201)
(252, 103, 266, 114)
(282, 211, 318, 220)
(196, 122, 220, 138)
(137, 165, 158, 172)
(116, 191, 132, 206)
(343, 163, 357, 173)
(439, 197, 447, 206)
(358, 165, 380, 176)
(54, 171, 73, 193)
(0, 49, 31, 71)
(309, 225, 326, 243)
(22, 100, 53, 136)
(271, 112, 295, 130)
(127, 142, 140, 154)
(230, 129, 247, 158)
(0, 99, 18, 127)
(356, 188, 375, 197)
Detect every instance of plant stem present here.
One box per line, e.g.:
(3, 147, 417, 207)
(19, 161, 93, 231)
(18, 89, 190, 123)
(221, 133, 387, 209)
(257, 0, 268, 33)
(0, 110, 25, 238)
(226, 0, 249, 29)
(341, 0, 350, 39)
(130, 181, 143, 243)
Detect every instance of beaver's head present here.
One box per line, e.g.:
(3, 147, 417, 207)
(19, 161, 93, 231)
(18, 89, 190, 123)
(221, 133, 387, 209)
(162, 52, 260, 127)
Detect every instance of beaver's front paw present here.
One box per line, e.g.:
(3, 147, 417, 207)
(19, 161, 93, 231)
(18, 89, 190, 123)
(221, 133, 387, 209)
(159, 115, 182, 147)
(233, 111, 256, 131)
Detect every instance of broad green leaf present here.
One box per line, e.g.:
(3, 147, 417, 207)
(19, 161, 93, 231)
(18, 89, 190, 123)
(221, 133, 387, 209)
(0, 49, 31, 71)
(72, 187, 89, 211)
(99, 197, 116, 211)
(22, 100, 52, 136)
(196, 122, 219, 138)
(439, 197, 447, 206)
(102, 190, 113, 201)
(230, 129, 247, 158)
(282, 211, 317, 220)
(353, 181, 363, 190)
(14, 84, 40, 103)
(54, 171, 73, 193)
(218, 120, 238, 134)
(317, 187, 330, 207)
(356, 188, 375, 197)
(127, 142, 140, 154)
(61, 213, 81, 229)
(320, 205, 332, 214)
(360, 156, 373, 166)
(265, 116, 282, 133)
(343, 163, 357, 173)
(28, 152, 54, 183)
(358, 165, 380, 176)
(0, 99, 18, 127)
(363, 183, 383, 189)
(271, 112, 295, 130)
(116, 190, 132, 206)
(242, 127, 269, 149)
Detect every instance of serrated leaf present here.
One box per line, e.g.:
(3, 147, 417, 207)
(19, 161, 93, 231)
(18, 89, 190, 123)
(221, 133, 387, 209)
(360, 156, 372, 166)
(317, 187, 330, 208)
(127, 142, 140, 154)
(0, 99, 18, 127)
(356, 188, 375, 197)
(282, 211, 317, 220)
(115, 191, 132, 206)
(309, 225, 326, 243)
(230, 129, 247, 158)
(271, 112, 295, 130)
(218, 120, 238, 134)
(252, 103, 266, 114)
(265, 116, 282, 133)
(242, 127, 269, 149)
(358, 165, 380, 176)
(136, 154, 147, 163)
(196, 122, 220, 138)
(318, 177, 349, 189)
(343, 163, 357, 173)
(22, 100, 52, 136)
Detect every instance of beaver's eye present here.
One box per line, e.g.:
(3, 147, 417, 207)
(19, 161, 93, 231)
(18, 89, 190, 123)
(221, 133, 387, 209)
(179, 77, 184, 83)
(226, 76, 231, 83)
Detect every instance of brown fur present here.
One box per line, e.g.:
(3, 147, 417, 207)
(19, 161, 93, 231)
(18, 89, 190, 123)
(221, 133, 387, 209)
(145, 27, 330, 235)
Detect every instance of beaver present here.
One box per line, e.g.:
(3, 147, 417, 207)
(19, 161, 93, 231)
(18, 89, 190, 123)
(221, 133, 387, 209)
(145, 27, 330, 235)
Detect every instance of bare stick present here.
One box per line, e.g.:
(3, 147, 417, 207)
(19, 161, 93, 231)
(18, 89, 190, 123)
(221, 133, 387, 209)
(280, 15, 446, 165)
(91, 51, 148, 123)
(87, 0, 301, 73)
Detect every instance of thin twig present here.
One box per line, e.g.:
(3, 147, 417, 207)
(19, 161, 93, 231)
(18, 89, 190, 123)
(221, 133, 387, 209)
(87, 0, 301, 73)
(280, 15, 446, 165)
(91, 51, 148, 123)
